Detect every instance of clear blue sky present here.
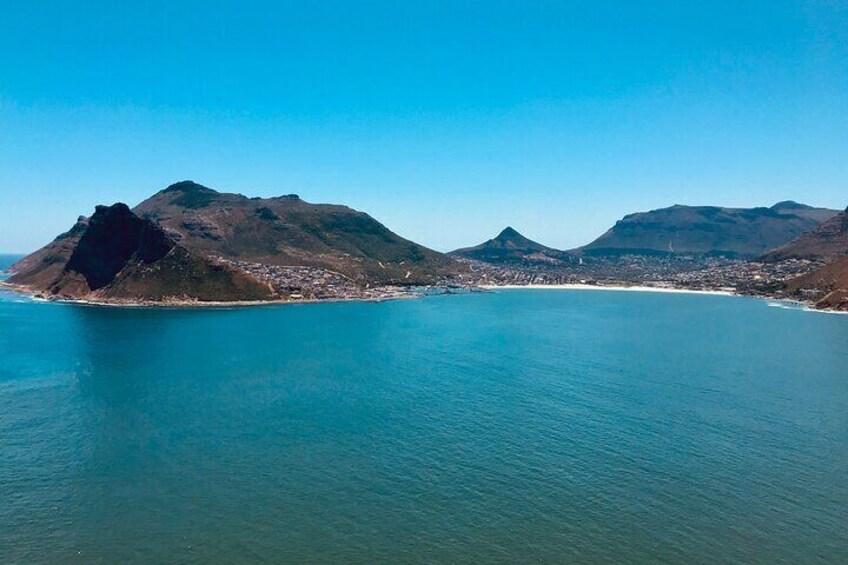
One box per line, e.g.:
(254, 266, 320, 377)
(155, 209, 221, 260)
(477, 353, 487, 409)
(1, 1, 846, 253)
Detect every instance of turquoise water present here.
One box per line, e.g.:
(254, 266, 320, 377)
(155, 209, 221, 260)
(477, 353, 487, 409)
(1, 261, 847, 563)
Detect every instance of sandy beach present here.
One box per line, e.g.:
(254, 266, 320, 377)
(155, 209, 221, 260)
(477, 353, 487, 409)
(483, 283, 848, 314)
(481, 283, 737, 297)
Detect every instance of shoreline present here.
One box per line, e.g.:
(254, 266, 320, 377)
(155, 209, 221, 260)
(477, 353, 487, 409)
(480, 283, 737, 296)
(763, 299, 848, 316)
(2, 279, 844, 315)
(0, 280, 420, 309)
(482, 283, 848, 315)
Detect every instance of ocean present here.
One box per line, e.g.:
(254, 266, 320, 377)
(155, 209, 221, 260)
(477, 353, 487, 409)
(1, 259, 847, 563)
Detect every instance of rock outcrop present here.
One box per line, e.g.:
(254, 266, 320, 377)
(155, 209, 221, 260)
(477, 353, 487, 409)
(9, 203, 275, 302)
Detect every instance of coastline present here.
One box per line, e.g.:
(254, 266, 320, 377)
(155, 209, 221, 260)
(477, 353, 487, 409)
(2, 278, 844, 315)
(764, 299, 848, 316)
(480, 283, 737, 296)
(0, 280, 420, 309)
(481, 282, 848, 315)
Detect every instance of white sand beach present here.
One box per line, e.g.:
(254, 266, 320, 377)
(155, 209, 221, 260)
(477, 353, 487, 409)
(481, 283, 737, 296)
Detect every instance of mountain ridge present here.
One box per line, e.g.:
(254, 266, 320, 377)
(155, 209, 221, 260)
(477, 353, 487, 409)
(579, 202, 839, 257)
(8, 181, 469, 303)
(763, 207, 848, 262)
(133, 181, 464, 284)
(778, 205, 848, 310)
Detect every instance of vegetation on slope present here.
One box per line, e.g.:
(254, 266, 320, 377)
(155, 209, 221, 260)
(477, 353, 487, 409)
(133, 181, 464, 284)
(580, 202, 839, 257)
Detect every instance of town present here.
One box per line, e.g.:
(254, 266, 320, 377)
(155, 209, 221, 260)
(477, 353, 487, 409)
(214, 257, 417, 302)
(211, 252, 826, 305)
(454, 255, 824, 299)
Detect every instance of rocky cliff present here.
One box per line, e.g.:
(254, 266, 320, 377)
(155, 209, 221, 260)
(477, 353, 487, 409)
(9, 203, 274, 303)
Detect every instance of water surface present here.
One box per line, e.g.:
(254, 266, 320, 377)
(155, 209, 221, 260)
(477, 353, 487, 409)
(1, 283, 847, 563)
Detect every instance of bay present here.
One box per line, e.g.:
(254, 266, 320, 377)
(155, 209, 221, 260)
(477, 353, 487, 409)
(1, 276, 847, 563)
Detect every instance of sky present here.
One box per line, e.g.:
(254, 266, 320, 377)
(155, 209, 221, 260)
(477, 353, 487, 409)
(1, 1, 846, 253)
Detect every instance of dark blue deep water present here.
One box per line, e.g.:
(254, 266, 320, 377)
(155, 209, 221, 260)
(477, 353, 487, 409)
(1, 267, 847, 563)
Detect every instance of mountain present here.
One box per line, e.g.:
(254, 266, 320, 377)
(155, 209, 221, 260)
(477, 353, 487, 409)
(772, 205, 848, 311)
(450, 227, 565, 264)
(9, 203, 274, 302)
(785, 257, 848, 311)
(7, 216, 89, 291)
(762, 207, 848, 262)
(132, 181, 462, 284)
(580, 202, 840, 258)
(8, 181, 467, 303)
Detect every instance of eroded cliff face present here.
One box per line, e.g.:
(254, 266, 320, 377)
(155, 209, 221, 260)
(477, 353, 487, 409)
(61, 203, 175, 292)
(9, 203, 275, 303)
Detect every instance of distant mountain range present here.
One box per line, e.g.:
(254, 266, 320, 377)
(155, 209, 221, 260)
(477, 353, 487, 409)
(452, 201, 839, 265)
(448, 200, 848, 311)
(8, 181, 466, 302)
(450, 227, 567, 264)
(579, 202, 839, 258)
(8, 185, 846, 308)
